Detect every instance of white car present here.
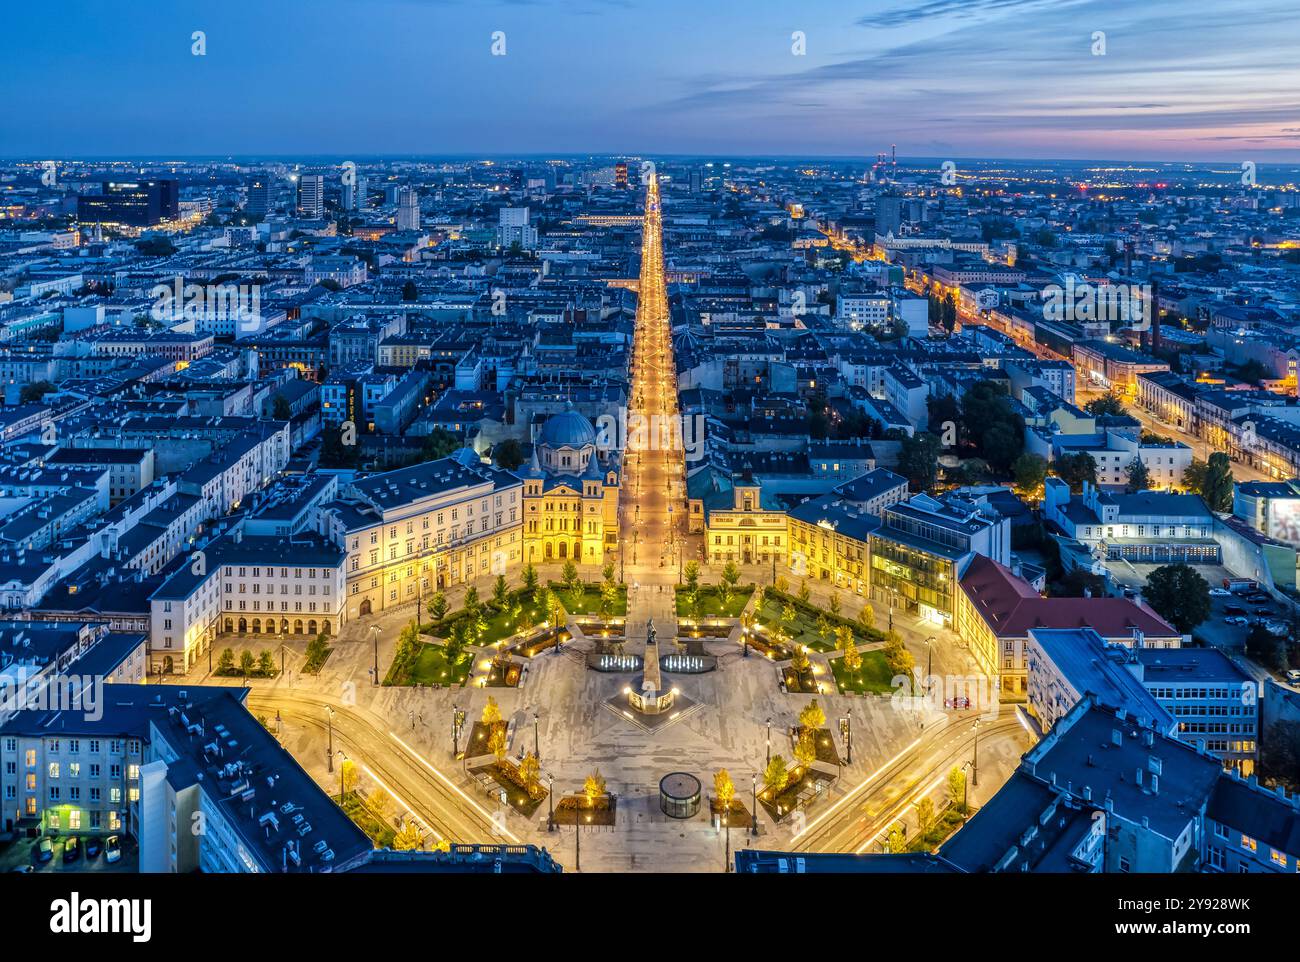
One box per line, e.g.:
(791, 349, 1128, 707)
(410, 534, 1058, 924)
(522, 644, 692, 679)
(1224, 616, 1248, 626)
(1287, 670, 1300, 684)
(1209, 588, 1232, 597)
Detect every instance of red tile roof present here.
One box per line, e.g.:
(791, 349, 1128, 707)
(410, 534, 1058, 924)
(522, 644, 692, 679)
(959, 554, 1178, 639)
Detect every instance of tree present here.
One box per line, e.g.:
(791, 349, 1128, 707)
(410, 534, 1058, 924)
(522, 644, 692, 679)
(683, 561, 700, 592)
(522, 562, 539, 598)
(799, 699, 826, 733)
(599, 579, 619, 617)
(857, 603, 875, 633)
(780, 602, 796, 630)
(583, 769, 606, 805)
(714, 768, 736, 818)
(1052, 451, 1098, 492)
(239, 650, 256, 677)
(421, 427, 461, 463)
(1200, 452, 1234, 512)
(561, 559, 580, 594)
(482, 695, 503, 726)
(518, 751, 541, 797)
(797, 580, 811, 603)
(271, 394, 292, 421)
(883, 631, 914, 677)
(794, 730, 817, 768)
(463, 585, 481, 617)
(775, 575, 789, 594)
(19, 380, 55, 404)
(257, 650, 276, 677)
(1124, 456, 1151, 493)
(494, 438, 525, 470)
(1143, 563, 1211, 633)
(393, 819, 423, 851)
(1245, 624, 1286, 673)
(815, 614, 832, 647)
(948, 766, 967, 812)
(217, 648, 235, 674)
(897, 432, 942, 491)
(836, 626, 862, 672)
(492, 574, 510, 609)
(828, 592, 841, 616)
(1260, 720, 1300, 792)
(884, 823, 908, 854)
(1012, 452, 1049, 499)
(487, 727, 507, 760)
(427, 590, 448, 622)
(340, 758, 358, 796)
(980, 423, 1022, 475)
(1084, 390, 1126, 417)
(721, 561, 740, 589)
(916, 797, 935, 834)
(763, 755, 789, 793)
(791, 645, 811, 674)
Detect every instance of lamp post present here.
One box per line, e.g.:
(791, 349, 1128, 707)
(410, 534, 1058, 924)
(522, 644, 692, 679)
(925, 635, 935, 691)
(370, 625, 379, 686)
(751, 772, 758, 836)
(336, 750, 348, 802)
(961, 760, 972, 822)
(845, 709, 853, 764)
(452, 706, 466, 759)
(547, 775, 555, 832)
(575, 805, 581, 872)
(325, 706, 335, 773)
(765, 717, 772, 766)
(971, 719, 981, 787)
(533, 711, 540, 762)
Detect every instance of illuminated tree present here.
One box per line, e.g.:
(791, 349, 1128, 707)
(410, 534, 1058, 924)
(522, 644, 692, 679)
(463, 585, 480, 617)
(798, 699, 826, 733)
(584, 769, 607, 806)
(775, 575, 789, 595)
(492, 574, 510, 608)
(488, 727, 507, 761)
(481, 696, 502, 726)
(683, 560, 700, 592)
(794, 730, 817, 769)
(884, 823, 907, 854)
(828, 592, 841, 617)
(340, 758, 358, 796)
(763, 754, 789, 793)
(427, 590, 448, 622)
(884, 631, 914, 677)
(393, 819, 423, 851)
(518, 751, 541, 797)
(797, 580, 811, 603)
(948, 766, 967, 813)
(857, 603, 875, 633)
(836, 626, 862, 672)
(791, 645, 811, 674)
(815, 614, 832, 646)
(916, 797, 935, 834)
(721, 561, 740, 589)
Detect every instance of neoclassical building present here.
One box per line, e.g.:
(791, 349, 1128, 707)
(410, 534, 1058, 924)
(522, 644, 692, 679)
(517, 407, 620, 565)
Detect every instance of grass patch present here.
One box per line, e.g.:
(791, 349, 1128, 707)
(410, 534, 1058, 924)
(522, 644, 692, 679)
(676, 584, 754, 618)
(407, 644, 471, 686)
(759, 588, 884, 653)
(335, 791, 394, 849)
(554, 795, 617, 826)
(908, 807, 967, 854)
(829, 649, 897, 695)
(548, 582, 627, 616)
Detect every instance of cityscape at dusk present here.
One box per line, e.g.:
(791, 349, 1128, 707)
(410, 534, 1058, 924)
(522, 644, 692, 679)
(1, 0, 1296, 946)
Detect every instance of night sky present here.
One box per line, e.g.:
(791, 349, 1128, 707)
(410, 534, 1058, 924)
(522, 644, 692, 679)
(3, 0, 1298, 161)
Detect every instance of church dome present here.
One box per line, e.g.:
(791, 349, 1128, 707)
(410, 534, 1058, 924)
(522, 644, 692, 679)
(540, 408, 597, 448)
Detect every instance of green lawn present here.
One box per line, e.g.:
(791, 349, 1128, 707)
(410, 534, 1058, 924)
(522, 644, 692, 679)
(549, 582, 628, 616)
(829, 649, 897, 694)
(408, 644, 472, 686)
(758, 591, 883, 653)
(335, 792, 395, 849)
(676, 585, 753, 618)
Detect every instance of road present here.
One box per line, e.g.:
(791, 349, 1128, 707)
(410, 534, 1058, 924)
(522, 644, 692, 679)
(789, 708, 1024, 854)
(247, 689, 518, 845)
(622, 171, 685, 590)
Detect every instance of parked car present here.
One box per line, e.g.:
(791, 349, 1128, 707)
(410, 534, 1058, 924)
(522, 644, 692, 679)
(1224, 616, 1248, 626)
(62, 835, 80, 863)
(1224, 605, 1247, 616)
(1287, 669, 1300, 684)
(104, 835, 121, 864)
(1209, 587, 1232, 597)
(84, 837, 102, 859)
(35, 837, 53, 864)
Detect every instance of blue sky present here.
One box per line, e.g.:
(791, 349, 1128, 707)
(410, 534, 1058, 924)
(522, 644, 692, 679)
(2, 0, 1298, 160)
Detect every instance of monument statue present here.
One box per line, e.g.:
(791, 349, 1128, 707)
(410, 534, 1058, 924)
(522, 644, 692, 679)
(646, 618, 657, 646)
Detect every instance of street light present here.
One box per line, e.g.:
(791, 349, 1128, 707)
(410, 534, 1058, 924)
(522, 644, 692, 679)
(451, 706, 466, 758)
(370, 625, 380, 686)
(971, 718, 981, 787)
(961, 760, 973, 822)
(325, 706, 335, 773)
(925, 635, 935, 690)
(548, 774, 555, 832)
(765, 717, 772, 766)
(751, 771, 759, 836)
(336, 750, 348, 802)
(533, 711, 540, 762)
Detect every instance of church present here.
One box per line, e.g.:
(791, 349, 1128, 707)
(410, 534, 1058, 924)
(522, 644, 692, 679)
(516, 406, 621, 565)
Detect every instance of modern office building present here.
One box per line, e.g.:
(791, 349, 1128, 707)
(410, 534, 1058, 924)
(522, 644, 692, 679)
(297, 175, 325, 219)
(246, 179, 272, 217)
(77, 180, 179, 228)
(396, 186, 420, 231)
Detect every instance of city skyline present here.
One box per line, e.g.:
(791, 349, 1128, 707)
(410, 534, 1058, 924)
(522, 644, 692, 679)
(3, 0, 1299, 161)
